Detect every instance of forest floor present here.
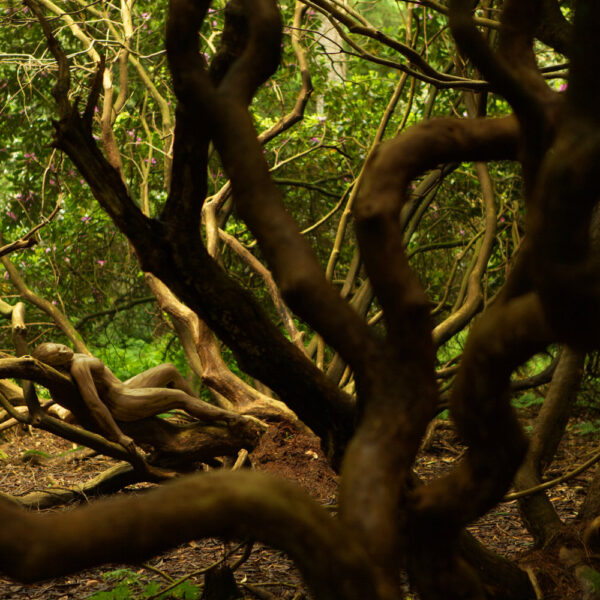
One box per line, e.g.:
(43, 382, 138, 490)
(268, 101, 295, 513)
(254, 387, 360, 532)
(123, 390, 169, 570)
(0, 404, 598, 600)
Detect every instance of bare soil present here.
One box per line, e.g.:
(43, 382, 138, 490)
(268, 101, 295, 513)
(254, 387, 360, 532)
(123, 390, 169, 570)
(0, 407, 598, 599)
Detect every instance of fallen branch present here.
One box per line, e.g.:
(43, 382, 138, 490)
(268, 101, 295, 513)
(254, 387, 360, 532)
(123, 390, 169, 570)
(505, 449, 600, 502)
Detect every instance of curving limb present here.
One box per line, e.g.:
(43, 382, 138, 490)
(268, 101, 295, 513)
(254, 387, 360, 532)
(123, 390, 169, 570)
(408, 292, 552, 599)
(165, 0, 377, 371)
(0, 470, 380, 600)
(355, 115, 519, 226)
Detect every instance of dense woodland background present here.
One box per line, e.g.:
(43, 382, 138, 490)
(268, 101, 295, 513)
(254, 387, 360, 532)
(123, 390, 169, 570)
(2, 1, 600, 599)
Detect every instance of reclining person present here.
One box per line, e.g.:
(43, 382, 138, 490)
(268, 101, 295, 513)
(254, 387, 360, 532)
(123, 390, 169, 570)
(32, 342, 245, 454)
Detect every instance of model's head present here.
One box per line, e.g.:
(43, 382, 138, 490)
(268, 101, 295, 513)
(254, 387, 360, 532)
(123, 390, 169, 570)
(32, 343, 74, 367)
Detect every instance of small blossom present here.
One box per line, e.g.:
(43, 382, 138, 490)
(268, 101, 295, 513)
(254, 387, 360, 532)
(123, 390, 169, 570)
(97, 259, 106, 266)
(81, 215, 91, 222)
(64, 257, 71, 263)
(317, 115, 327, 124)
(310, 137, 319, 144)
(558, 82, 568, 92)
(141, 12, 150, 20)
(6, 211, 17, 221)
(499, 216, 506, 223)
(459, 229, 465, 236)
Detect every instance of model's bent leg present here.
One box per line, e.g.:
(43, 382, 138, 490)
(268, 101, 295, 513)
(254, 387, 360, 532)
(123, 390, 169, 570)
(124, 364, 196, 396)
(110, 388, 236, 423)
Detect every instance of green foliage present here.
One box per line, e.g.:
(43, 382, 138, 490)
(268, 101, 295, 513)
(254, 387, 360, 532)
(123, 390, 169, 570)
(89, 332, 188, 382)
(512, 392, 544, 410)
(580, 567, 600, 593)
(437, 330, 468, 365)
(573, 420, 600, 437)
(21, 449, 51, 459)
(87, 568, 202, 600)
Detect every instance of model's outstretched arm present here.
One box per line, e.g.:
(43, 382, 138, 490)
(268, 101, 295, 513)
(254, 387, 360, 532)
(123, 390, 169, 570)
(70, 357, 136, 454)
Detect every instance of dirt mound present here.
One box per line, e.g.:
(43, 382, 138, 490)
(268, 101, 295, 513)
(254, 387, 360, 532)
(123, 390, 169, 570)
(249, 421, 338, 503)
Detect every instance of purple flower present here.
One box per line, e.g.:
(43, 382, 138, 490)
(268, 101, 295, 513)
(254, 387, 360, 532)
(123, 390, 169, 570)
(558, 82, 567, 92)
(459, 229, 465, 236)
(6, 211, 17, 221)
(141, 12, 150, 20)
(500, 216, 506, 223)
(97, 259, 106, 266)
(310, 137, 319, 144)
(317, 115, 327, 124)
(81, 215, 91, 222)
